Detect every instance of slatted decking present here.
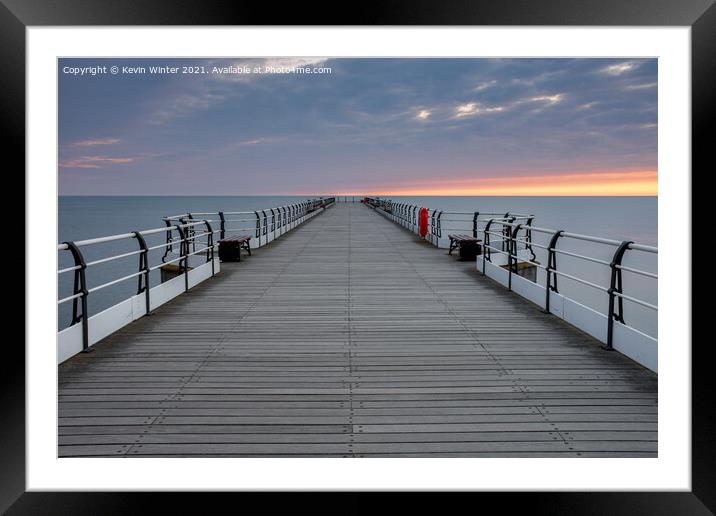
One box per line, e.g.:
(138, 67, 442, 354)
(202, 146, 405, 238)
(58, 203, 657, 457)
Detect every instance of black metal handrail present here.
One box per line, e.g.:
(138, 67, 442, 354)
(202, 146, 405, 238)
(365, 197, 533, 246)
(482, 219, 657, 350)
(163, 197, 335, 249)
(365, 196, 657, 351)
(58, 197, 335, 351)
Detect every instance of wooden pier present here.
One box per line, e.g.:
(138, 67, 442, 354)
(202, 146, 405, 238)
(58, 202, 657, 457)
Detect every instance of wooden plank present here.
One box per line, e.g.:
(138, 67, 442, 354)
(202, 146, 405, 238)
(59, 430, 656, 446)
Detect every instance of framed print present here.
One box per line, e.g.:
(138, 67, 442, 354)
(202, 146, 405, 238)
(5, 0, 713, 512)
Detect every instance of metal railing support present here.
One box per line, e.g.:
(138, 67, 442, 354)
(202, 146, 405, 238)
(605, 241, 633, 350)
(218, 211, 226, 240)
(161, 218, 173, 262)
(186, 213, 196, 253)
(482, 219, 495, 275)
(544, 230, 565, 313)
(525, 217, 536, 262)
(133, 231, 151, 315)
(203, 219, 215, 276)
(253, 211, 261, 245)
(64, 241, 92, 353)
(501, 214, 513, 252)
(175, 224, 189, 292)
(507, 223, 523, 291)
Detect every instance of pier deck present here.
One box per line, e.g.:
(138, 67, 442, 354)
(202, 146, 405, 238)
(58, 203, 657, 457)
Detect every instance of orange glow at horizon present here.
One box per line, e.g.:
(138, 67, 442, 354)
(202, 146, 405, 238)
(327, 170, 657, 197)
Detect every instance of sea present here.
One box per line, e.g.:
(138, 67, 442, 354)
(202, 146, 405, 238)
(58, 196, 658, 337)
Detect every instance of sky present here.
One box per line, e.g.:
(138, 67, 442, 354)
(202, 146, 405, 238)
(58, 58, 657, 196)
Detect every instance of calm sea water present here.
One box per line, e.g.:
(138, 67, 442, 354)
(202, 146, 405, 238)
(58, 196, 657, 337)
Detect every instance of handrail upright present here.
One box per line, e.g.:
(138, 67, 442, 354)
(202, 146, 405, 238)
(501, 214, 514, 252)
(186, 213, 196, 253)
(133, 231, 151, 315)
(472, 212, 480, 238)
(64, 241, 91, 352)
(253, 211, 261, 245)
(544, 230, 565, 313)
(218, 212, 226, 240)
(507, 223, 523, 291)
(606, 241, 634, 350)
(161, 218, 173, 263)
(482, 219, 496, 275)
(203, 219, 215, 276)
(175, 224, 189, 293)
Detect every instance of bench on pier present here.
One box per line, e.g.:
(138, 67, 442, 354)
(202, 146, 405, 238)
(448, 234, 482, 260)
(218, 235, 252, 262)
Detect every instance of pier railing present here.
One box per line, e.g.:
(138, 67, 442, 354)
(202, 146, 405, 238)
(365, 196, 658, 372)
(364, 196, 533, 251)
(161, 197, 336, 252)
(56, 197, 335, 363)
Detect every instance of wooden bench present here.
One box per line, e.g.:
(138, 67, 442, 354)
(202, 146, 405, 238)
(218, 235, 252, 262)
(448, 234, 482, 259)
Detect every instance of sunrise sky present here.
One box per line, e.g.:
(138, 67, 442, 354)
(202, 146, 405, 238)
(58, 58, 657, 196)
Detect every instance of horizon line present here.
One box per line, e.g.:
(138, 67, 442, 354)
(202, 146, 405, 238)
(58, 193, 658, 197)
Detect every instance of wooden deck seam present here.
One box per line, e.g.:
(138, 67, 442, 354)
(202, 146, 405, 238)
(123, 210, 340, 456)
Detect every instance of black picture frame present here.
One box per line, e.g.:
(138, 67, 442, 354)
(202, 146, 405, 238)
(5, 0, 711, 512)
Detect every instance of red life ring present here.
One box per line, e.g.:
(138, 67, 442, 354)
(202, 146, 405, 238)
(419, 208, 429, 237)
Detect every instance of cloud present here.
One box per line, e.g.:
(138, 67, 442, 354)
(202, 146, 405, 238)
(60, 155, 135, 169)
(149, 58, 330, 124)
(451, 94, 562, 121)
(576, 101, 598, 110)
(529, 94, 563, 105)
(602, 62, 637, 75)
(474, 80, 497, 91)
(455, 102, 478, 117)
(415, 109, 431, 120)
(454, 102, 504, 118)
(151, 90, 228, 124)
(71, 137, 121, 147)
(237, 138, 266, 145)
(261, 57, 328, 69)
(626, 82, 657, 90)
